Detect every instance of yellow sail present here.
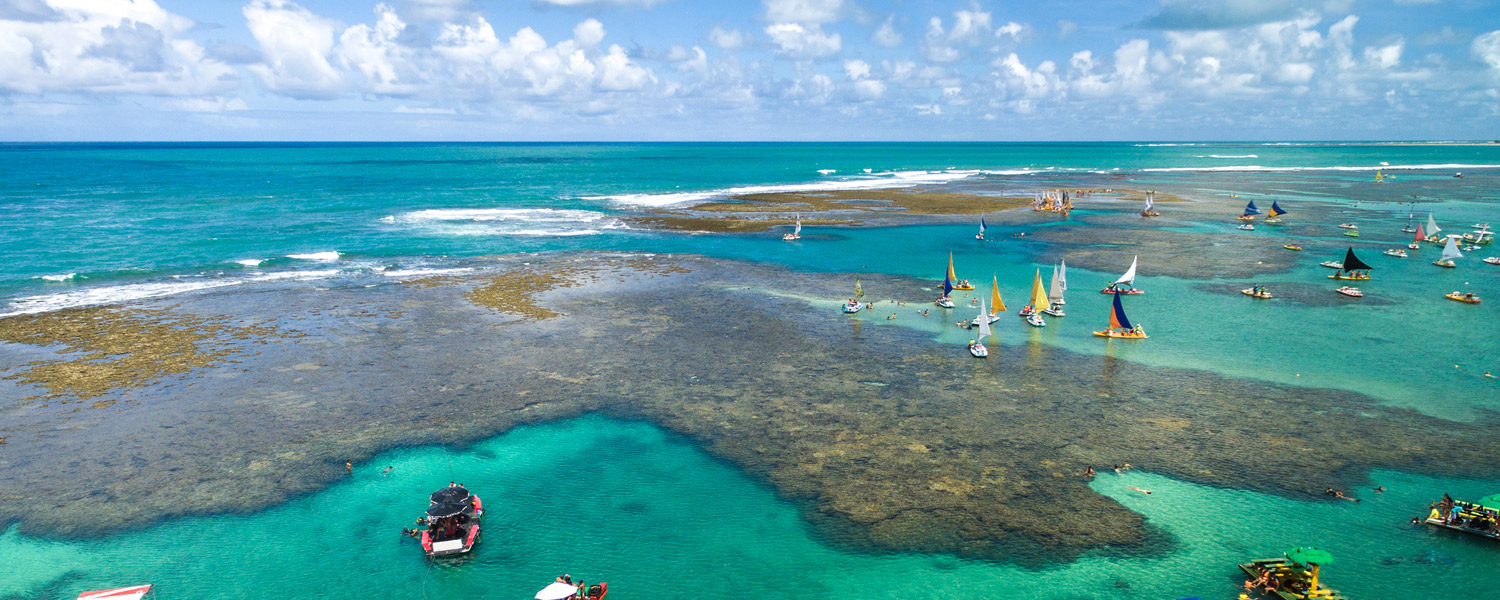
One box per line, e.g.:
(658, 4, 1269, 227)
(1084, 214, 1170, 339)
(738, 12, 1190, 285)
(990, 275, 1005, 314)
(1030, 269, 1048, 309)
(947, 252, 958, 281)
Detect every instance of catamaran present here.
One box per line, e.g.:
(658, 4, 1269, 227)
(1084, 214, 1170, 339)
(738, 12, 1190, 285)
(1093, 291, 1146, 338)
(844, 277, 866, 313)
(1237, 200, 1263, 221)
(1042, 262, 1066, 316)
(969, 299, 991, 357)
(947, 253, 974, 290)
(1410, 223, 1425, 250)
(1264, 200, 1287, 224)
(1433, 236, 1462, 268)
(971, 276, 1005, 326)
(976, 216, 987, 240)
(782, 214, 801, 241)
(1102, 255, 1144, 294)
(935, 274, 955, 308)
(1141, 192, 1160, 217)
(1329, 248, 1373, 280)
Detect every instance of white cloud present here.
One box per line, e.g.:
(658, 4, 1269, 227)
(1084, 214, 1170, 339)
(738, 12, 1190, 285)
(764, 0, 843, 25)
(336, 4, 420, 95)
(1364, 40, 1402, 69)
(873, 16, 902, 47)
(843, 59, 870, 79)
(243, 0, 344, 98)
(598, 44, 654, 90)
(574, 19, 606, 48)
(394, 105, 457, 114)
(536, 0, 666, 5)
(169, 96, 250, 112)
(1474, 30, 1500, 70)
(913, 103, 942, 115)
(764, 23, 841, 58)
(708, 26, 745, 49)
(853, 78, 885, 99)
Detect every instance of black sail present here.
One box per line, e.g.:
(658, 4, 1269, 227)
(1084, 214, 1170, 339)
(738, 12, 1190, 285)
(1342, 247, 1373, 272)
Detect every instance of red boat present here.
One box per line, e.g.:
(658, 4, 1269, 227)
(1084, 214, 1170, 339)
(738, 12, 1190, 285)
(419, 485, 483, 557)
(536, 581, 609, 600)
(78, 586, 153, 600)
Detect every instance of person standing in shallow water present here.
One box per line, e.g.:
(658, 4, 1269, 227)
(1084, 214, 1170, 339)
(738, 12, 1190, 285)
(346, 460, 352, 472)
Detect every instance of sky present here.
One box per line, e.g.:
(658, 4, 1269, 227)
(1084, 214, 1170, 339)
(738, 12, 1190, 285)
(1, 0, 1498, 141)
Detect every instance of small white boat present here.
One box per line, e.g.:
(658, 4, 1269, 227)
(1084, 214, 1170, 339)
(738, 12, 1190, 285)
(1383, 249, 1407, 258)
(1041, 304, 1065, 317)
(1320, 261, 1344, 269)
(1336, 286, 1363, 298)
(969, 299, 991, 358)
(1485, 257, 1500, 265)
(1237, 224, 1255, 231)
(935, 296, 955, 308)
(78, 586, 154, 600)
(1338, 223, 1358, 229)
(782, 214, 802, 241)
(975, 216, 987, 240)
(844, 277, 866, 313)
(1025, 314, 1046, 327)
(843, 301, 864, 313)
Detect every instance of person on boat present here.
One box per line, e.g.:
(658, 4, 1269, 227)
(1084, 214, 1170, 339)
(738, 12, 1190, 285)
(1244, 569, 1271, 590)
(557, 575, 573, 585)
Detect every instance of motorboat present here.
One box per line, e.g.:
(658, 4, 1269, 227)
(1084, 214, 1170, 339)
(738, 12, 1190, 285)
(1241, 287, 1272, 299)
(1383, 249, 1407, 258)
(1445, 292, 1481, 304)
(935, 296, 955, 308)
(420, 485, 483, 558)
(1485, 257, 1500, 265)
(1237, 224, 1255, 231)
(1338, 223, 1358, 229)
(536, 581, 608, 600)
(1335, 286, 1363, 298)
(1319, 261, 1344, 269)
(78, 586, 154, 600)
(1025, 314, 1045, 327)
(1343, 230, 1360, 238)
(1284, 244, 1303, 251)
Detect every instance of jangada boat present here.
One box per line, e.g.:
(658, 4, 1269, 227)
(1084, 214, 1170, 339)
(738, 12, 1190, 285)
(1284, 244, 1303, 251)
(1335, 286, 1363, 298)
(1383, 249, 1407, 258)
(782, 214, 801, 241)
(1093, 291, 1146, 339)
(1327, 248, 1372, 280)
(420, 485, 483, 557)
(1019, 268, 1048, 316)
(1100, 255, 1144, 294)
(843, 277, 865, 313)
(935, 273, 956, 308)
(975, 216, 987, 240)
(78, 586, 154, 600)
(946, 253, 974, 290)
(1237, 224, 1255, 231)
(1263, 200, 1287, 224)
(1141, 192, 1160, 217)
(971, 277, 1005, 326)
(1040, 265, 1065, 317)
(1445, 292, 1481, 304)
(1241, 287, 1272, 299)
(1237, 200, 1262, 221)
(969, 300, 991, 358)
(1432, 236, 1463, 268)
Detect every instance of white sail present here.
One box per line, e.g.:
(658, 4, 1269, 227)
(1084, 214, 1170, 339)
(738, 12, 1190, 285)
(1115, 256, 1138, 285)
(1144, 194, 1154, 212)
(1048, 263, 1064, 304)
(794, 214, 801, 235)
(1428, 213, 1441, 235)
(977, 299, 991, 341)
(1059, 259, 1067, 292)
(1441, 236, 1464, 261)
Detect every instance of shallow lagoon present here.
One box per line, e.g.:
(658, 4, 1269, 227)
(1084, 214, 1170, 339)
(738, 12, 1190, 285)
(3, 416, 1497, 600)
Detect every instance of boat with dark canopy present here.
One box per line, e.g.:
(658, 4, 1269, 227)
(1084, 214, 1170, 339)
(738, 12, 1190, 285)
(1328, 248, 1372, 280)
(418, 484, 484, 557)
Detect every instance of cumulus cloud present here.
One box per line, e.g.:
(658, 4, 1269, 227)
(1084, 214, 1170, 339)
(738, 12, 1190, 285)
(708, 26, 745, 49)
(764, 0, 843, 25)
(873, 16, 901, 47)
(243, 0, 344, 98)
(1475, 30, 1500, 70)
(1139, 0, 1352, 30)
(765, 23, 840, 58)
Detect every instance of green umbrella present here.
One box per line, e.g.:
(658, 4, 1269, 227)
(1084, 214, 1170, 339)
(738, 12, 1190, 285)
(1475, 494, 1500, 508)
(1286, 547, 1334, 566)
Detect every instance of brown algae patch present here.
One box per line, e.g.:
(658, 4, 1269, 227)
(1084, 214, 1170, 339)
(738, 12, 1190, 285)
(696, 188, 1031, 215)
(465, 270, 582, 320)
(0, 307, 277, 402)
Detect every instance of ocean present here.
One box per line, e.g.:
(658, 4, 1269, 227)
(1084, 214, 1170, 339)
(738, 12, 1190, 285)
(2, 142, 1498, 599)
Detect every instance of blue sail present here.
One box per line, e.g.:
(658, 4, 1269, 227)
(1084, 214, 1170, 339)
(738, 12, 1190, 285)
(1110, 290, 1133, 330)
(979, 216, 987, 232)
(1244, 200, 1263, 215)
(1269, 200, 1286, 216)
(942, 275, 953, 297)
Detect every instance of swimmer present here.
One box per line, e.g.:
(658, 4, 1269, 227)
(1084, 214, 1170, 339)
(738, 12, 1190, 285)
(383, 466, 394, 474)
(346, 460, 352, 472)
(1486, 371, 1495, 379)
(1129, 486, 1153, 495)
(1083, 466, 1095, 478)
(1374, 486, 1385, 493)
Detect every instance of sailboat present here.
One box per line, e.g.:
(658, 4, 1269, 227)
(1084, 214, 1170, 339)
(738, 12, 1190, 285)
(1426, 214, 1442, 242)
(1328, 248, 1373, 280)
(1433, 236, 1463, 268)
(1375, 171, 1386, 183)
(1263, 201, 1287, 224)
(782, 214, 802, 241)
(972, 276, 1004, 326)
(1042, 263, 1066, 317)
(1093, 290, 1146, 339)
(1141, 192, 1160, 217)
(976, 216, 987, 240)
(1101, 255, 1144, 294)
(947, 253, 974, 290)
(935, 274, 955, 308)
(969, 299, 991, 358)
(843, 277, 865, 313)
(1237, 200, 1262, 221)
(1024, 270, 1048, 327)
(1402, 204, 1417, 233)
(1409, 223, 1425, 250)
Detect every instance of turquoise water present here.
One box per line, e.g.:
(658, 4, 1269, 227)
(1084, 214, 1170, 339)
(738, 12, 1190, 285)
(4, 143, 1500, 598)
(3, 417, 1497, 600)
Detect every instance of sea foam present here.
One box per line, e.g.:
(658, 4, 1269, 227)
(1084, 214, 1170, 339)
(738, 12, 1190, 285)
(37, 273, 78, 282)
(286, 251, 341, 261)
(589, 170, 982, 208)
(388, 208, 621, 237)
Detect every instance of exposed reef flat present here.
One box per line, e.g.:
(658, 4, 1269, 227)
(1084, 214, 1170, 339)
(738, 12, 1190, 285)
(2, 254, 1497, 566)
(694, 188, 1032, 215)
(624, 215, 854, 234)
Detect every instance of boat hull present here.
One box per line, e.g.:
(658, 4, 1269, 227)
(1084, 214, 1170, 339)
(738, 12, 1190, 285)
(1238, 559, 1349, 600)
(1433, 260, 1455, 268)
(1099, 289, 1144, 295)
(1328, 274, 1370, 280)
(843, 303, 864, 313)
(1445, 294, 1481, 304)
(1241, 290, 1272, 299)
(1092, 330, 1146, 339)
(968, 344, 988, 358)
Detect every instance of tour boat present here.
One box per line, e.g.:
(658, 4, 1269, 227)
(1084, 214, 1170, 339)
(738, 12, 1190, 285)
(1433, 236, 1462, 268)
(782, 214, 801, 241)
(1237, 224, 1255, 231)
(1263, 200, 1287, 224)
(843, 277, 865, 313)
(969, 299, 991, 358)
(1093, 291, 1146, 339)
(420, 485, 483, 558)
(1445, 292, 1481, 304)
(971, 276, 1005, 326)
(78, 586, 154, 600)
(1327, 248, 1372, 280)
(947, 253, 974, 290)
(1338, 223, 1358, 230)
(1241, 287, 1272, 299)
(975, 216, 987, 240)
(1240, 548, 1349, 600)
(1100, 255, 1144, 294)
(1485, 257, 1500, 265)
(1423, 497, 1500, 541)
(1383, 249, 1407, 258)
(1335, 286, 1363, 298)
(1284, 243, 1303, 251)
(1237, 200, 1262, 221)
